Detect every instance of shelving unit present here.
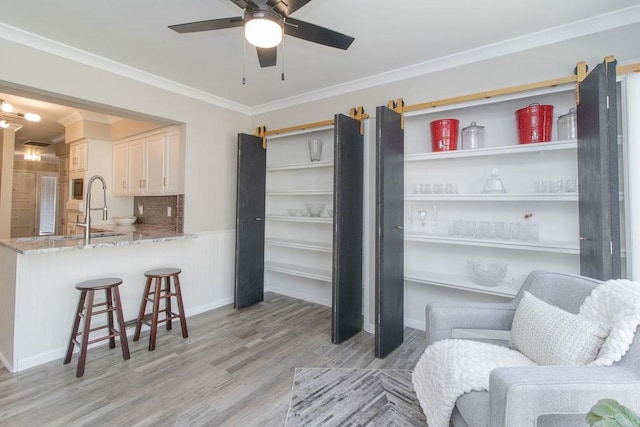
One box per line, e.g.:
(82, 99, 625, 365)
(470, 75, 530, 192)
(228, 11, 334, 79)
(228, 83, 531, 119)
(263, 126, 335, 303)
(402, 88, 583, 301)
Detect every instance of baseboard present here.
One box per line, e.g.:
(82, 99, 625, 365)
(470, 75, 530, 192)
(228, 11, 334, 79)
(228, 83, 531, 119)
(267, 285, 331, 307)
(405, 317, 425, 331)
(0, 350, 13, 373)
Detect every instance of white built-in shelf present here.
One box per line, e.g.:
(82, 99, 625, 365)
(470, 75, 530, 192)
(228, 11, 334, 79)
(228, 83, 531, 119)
(405, 140, 577, 162)
(266, 190, 333, 196)
(404, 269, 518, 298)
(266, 215, 333, 224)
(405, 193, 579, 202)
(404, 233, 579, 254)
(265, 261, 332, 282)
(265, 238, 332, 253)
(267, 161, 333, 171)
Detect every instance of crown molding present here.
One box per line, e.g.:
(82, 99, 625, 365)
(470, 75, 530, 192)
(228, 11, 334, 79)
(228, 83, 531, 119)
(1, 5, 640, 117)
(250, 4, 640, 114)
(0, 23, 251, 116)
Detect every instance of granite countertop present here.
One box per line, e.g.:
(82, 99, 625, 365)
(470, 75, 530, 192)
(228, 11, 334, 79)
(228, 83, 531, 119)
(0, 224, 197, 255)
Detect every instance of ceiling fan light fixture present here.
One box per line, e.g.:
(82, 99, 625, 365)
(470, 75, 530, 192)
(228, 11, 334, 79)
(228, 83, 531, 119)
(24, 112, 41, 122)
(244, 10, 283, 48)
(0, 120, 9, 129)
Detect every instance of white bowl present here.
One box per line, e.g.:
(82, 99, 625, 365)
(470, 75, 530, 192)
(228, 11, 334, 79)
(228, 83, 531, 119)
(305, 203, 326, 217)
(467, 258, 507, 286)
(113, 216, 137, 225)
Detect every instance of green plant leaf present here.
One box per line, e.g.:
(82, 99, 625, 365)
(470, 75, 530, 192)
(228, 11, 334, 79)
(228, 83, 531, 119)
(591, 399, 623, 418)
(587, 412, 604, 425)
(614, 410, 640, 427)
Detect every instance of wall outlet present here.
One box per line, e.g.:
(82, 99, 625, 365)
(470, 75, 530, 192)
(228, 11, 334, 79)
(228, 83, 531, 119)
(167, 206, 172, 217)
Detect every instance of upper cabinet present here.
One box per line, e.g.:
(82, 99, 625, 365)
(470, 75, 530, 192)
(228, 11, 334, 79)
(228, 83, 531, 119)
(58, 154, 70, 182)
(69, 141, 87, 172)
(112, 125, 184, 196)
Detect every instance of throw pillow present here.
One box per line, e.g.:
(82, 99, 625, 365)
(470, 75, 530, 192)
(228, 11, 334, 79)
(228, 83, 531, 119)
(510, 291, 610, 365)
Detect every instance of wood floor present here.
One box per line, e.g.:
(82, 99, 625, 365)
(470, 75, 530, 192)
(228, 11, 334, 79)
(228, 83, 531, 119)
(0, 292, 428, 426)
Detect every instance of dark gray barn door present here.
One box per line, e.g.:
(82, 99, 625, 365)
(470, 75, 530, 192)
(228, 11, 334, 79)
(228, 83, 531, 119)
(332, 114, 364, 344)
(577, 59, 621, 280)
(234, 133, 266, 308)
(375, 106, 404, 358)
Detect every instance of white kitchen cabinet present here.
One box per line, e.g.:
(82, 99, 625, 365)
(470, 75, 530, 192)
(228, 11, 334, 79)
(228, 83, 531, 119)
(56, 181, 69, 235)
(58, 154, 70, 182)
(69, 141, 87, 172)
(112, 142, 128, 196)
(113, 126, 183, 196)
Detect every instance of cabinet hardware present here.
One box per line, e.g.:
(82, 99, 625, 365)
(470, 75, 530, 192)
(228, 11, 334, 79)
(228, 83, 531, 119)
(395, 225, 403, 230)
(122, 181, 126, 189)
(163, 177, 167, 187)
(579, 237, 590, 240)
(255, 217, 262, 221)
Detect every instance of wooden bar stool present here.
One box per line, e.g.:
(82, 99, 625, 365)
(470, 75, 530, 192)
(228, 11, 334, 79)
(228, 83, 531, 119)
(64, 277, 130, 378)
(133, 267, 188, 351)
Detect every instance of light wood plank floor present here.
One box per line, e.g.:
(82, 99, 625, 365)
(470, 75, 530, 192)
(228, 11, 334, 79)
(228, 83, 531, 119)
(0, 292, 428, 426)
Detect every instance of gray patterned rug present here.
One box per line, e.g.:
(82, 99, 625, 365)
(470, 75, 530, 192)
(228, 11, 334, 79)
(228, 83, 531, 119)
(285, 367, 427, 426)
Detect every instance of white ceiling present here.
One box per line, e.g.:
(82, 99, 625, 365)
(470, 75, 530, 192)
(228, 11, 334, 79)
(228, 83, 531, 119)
(1, 0, 640, 157)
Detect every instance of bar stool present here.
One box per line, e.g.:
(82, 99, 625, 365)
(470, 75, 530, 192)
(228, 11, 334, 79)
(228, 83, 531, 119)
(64, 277, 130, 378)
(133, 267, 188, 351)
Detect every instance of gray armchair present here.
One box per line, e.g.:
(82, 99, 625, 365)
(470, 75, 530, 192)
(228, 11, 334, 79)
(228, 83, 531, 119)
(425, 270, 640, 427)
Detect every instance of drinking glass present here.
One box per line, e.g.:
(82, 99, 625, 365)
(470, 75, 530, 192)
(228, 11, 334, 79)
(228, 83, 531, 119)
(308, 139, 323, 162)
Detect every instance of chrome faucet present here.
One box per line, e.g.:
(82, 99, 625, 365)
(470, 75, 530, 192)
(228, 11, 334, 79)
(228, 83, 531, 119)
(77, 175, 108, 243)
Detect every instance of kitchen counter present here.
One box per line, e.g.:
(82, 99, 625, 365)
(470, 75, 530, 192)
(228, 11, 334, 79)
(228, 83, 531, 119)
(0, 224, 196, 255)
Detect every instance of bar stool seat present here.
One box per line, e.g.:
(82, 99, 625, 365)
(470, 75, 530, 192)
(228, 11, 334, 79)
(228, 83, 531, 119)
(133, 267, 188, 351)
(64, 277, 130, 378)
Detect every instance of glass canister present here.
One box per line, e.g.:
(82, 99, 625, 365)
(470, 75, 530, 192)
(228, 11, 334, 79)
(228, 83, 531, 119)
(557, 107, 577, 141)
(461, 121, 485, 149)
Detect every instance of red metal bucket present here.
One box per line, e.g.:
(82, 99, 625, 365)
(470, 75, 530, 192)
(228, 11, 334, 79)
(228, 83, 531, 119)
(515, 103, 554, 144)
(430, 119, 459, 152)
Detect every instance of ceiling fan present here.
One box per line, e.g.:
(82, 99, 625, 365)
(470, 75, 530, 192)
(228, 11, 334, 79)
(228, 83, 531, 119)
(169, 0, 355, 68)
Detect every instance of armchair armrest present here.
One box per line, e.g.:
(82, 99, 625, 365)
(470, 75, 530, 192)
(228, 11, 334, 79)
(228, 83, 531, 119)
(489, 365, 640, 427)
(426, 301, 517, 345)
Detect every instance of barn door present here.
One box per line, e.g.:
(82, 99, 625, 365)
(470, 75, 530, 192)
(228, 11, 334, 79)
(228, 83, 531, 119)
(234, 133, 266, 308)
(375, 106, 404, 358)
(332, 113, 364, 344)
(577, 58, 621, 280)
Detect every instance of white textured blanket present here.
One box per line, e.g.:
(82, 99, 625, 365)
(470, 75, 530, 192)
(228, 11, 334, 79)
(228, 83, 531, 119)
(411, 339, 535, 427)
(579, 279, 640, 366)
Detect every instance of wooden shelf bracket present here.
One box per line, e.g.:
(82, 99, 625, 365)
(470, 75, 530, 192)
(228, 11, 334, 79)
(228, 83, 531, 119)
(387, 98, 405, 129)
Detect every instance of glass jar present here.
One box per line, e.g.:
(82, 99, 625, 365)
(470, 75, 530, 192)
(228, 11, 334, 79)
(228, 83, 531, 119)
(557, 107, 577, 141)
(461, 122, 485, 149)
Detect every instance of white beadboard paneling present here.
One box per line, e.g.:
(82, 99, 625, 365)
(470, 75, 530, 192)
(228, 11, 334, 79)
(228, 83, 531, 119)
(5, 230, 235, 372)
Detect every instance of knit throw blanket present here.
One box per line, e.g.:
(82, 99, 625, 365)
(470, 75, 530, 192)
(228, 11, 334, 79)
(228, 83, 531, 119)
(412, 279, 640, 427)
(411, 340, 535, 427)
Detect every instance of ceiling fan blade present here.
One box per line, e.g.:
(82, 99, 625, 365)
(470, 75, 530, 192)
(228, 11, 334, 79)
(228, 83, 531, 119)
(257, 47, 277, 67)
(267, 0, 312, 17)
(169, 17, 243, 34)
(284, 18, 354, 50)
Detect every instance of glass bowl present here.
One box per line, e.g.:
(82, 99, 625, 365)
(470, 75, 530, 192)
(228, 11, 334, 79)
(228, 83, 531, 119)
(113, 216, 137, 225)
(305, 203, 326, 217)
(467, 258, 507, 286)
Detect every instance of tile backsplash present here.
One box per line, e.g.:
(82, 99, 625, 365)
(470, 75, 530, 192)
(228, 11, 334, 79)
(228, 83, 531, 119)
(133, 195, 184, 232)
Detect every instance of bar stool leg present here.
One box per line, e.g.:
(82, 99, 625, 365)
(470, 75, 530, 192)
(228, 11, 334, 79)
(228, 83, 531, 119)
(112, 286, 130, 360)
(173, 274, 189, 339)
(64, 290, 87, 365)
(76, 290, 95, 378)
(133, 276, 153, 342)
(165, 276, 173, 331)
(106, 287, 116, 349)
(149, 277, 163, 351)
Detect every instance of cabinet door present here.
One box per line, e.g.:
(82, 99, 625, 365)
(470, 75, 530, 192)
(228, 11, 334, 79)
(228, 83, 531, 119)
(577, 59, 621, 280)
(59, 155, 70, 182)
(375, 106, 404, 358)
(112, 143, 128, 196)
(234, 133, 266, 309)
(71, 142, 88, 172)
(128, 138, 145, 195)
(331, 114, 364, 344)
(164, 129, 183, 194)
(56, 182, 69, 235)
(145, 133, 165, 195)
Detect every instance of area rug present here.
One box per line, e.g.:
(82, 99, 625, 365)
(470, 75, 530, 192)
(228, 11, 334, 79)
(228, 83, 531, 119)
(285, 367, 427, 426)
